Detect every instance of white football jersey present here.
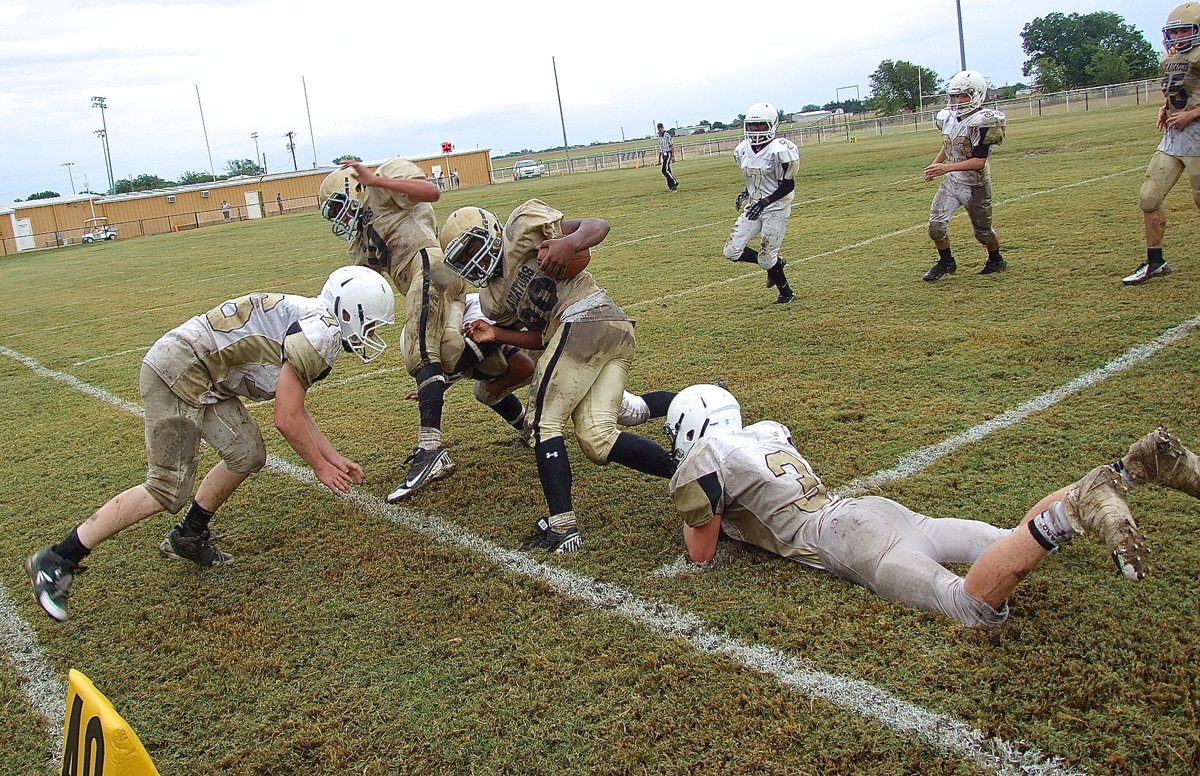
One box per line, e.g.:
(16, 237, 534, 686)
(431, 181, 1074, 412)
(733, 137, 800, 202)
(668, 421, 831, 566)
(144, 293, 341, 406)
(939, 108, 1005, 186)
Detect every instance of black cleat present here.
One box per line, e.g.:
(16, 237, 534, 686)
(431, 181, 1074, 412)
(979, 256, 1007, 275)
(24, 547, 83, 621)
(160, 526, 233, 566)
(520, 518, 583, 554)
(922, 259, 956, 282)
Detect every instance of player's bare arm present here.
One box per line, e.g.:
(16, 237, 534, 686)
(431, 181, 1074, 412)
(1165, 105, 1200, 130)
(925, 156, 985, 180)
(340, 161, 441, 203)
(300, 412, 364, 484)
(683, 512, 723, 564)
(465, 320, 543, 350)
(274, 362, 355, 495)
(538, 217, 610, 276)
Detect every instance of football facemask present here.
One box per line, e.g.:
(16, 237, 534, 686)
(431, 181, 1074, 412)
(662, 384, 743, 464)
(318, 169, 365, 242)
(319, 266, 395, 363)
(440, 207, 504, 287)
(1163, 3, 1200, 52)
(743, 102, 779, 145)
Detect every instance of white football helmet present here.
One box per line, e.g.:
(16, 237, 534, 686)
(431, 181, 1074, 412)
(743, 102, 779, 145)
(1164, 3, 1200, 52)
(439, 207, 504, 287)
(663, 384, 742, 463)
(318, 168, 365, 242)
(319, 266, 395, 363)
(946, 70, 987, 117)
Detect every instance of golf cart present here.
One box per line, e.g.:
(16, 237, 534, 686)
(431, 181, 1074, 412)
(81, 217, 118, 243)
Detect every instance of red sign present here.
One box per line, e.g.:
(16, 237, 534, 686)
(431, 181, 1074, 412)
(441, 142, 453, 154)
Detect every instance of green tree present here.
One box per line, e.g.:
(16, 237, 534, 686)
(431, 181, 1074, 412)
(1021, 12, 1158, 89)
(822, 98, 866, 113)
(178, 170, 216, 185)
(26, 190, 61, 200)
(866, 60, 942, 114)
(333, 154, 362, 164)
(225, 158, 264, 176)
(112, 174, 173, 194)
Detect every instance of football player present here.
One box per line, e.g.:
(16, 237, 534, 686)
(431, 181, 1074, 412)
(24, 267, 395, 621)
(319, 159, 484, 503)
(1126, 2, 1200, 285)
(440, 201, 675, 552)
(921, 70, 1007, 282)
(665, 385, 1200, 627)
(723, 102, 798, 304)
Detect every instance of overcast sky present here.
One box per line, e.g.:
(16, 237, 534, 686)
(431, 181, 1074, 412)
(0, 0, 1167, 202)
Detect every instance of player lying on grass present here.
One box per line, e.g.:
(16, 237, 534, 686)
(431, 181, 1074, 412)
(664, 384, 1199, 627)
(24, 266, 394, 622)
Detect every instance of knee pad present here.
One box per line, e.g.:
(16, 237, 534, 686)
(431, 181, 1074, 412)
(972, 227, 996, 246)
(223, 440, 267, 475)
(928, 221, 949, 243)
(577, 427, 619, 464)
(1139, 181, 1166, 214)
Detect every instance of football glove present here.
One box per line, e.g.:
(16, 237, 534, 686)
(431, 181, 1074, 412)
(745, 199, 768, 221)
(734, 190, 749, 212)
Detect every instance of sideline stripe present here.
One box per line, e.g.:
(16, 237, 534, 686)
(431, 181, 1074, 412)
(651, 312, 1200, 580)
(0, 344, 1080, 776)
(835, 312, 1200, 497)
(73, 347, 149, 367)
(0, 584, 65, 764)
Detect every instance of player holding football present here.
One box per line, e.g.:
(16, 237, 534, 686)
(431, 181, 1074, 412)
(439, 200, 675, 552)
(24, 267, 394, 621)
(664, 384, 1200, 627)
(921, 70, 1008, 282)
(724, 102, 798, 304)
(1126, 2, 1200, 285)
(319, 159, 485, 503)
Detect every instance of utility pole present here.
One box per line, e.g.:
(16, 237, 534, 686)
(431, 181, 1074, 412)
(62, 162, 76, 195)
(551, 57, 572, 174)
(91, 96, 114, 192)
(284, 131, 298, 171)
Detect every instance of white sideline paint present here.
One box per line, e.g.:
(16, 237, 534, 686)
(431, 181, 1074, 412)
(73, 347, 149, 367)
(0, 344, 1082, 776)
(0, 584, 65, 764)
(624, 167, 1141, 310)
(650, 311, 1200, 578)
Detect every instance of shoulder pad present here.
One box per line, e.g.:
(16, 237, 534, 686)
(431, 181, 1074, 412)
(971, 109, 1006, 128)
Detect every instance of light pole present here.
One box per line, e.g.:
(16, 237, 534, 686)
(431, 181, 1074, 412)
(91, 96, 114, 192)
(93, 129, 111, 192)
(62, 162, 76, 195)
(955, 0, 967, 71)
(251, 132, 261, 172)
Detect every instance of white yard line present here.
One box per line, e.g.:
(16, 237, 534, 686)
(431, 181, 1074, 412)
(73, 347, 149, 367)
(0, 343, 1081, 776)
(624, 167, 1142, 310)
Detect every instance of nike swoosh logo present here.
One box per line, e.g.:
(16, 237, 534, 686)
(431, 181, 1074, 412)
(36, 571, 55, 585)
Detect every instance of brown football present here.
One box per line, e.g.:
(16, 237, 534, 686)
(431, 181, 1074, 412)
(562, 248, 591, 278)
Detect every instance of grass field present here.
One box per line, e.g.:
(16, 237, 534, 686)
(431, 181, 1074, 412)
(2, 103, 1199, 776)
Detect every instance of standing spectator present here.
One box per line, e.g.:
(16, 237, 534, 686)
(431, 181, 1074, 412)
(221, 200, 231, 223)
(276, 193, 285, 215)
(1125, 3, 1200, 285)
(921, 70, 1007, 282)
(722, 102, 797, 304)
(656, 123, 679, 191)
(450, 169, 460, 189)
